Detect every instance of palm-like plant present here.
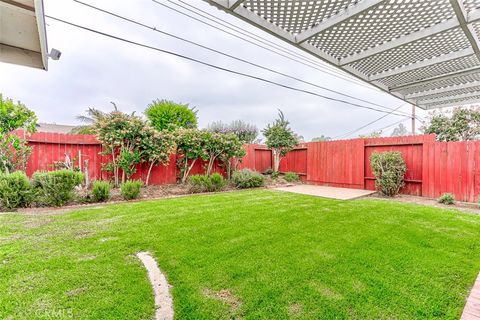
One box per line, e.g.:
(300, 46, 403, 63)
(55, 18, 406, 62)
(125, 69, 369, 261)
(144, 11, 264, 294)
(70, 103, 117, 134)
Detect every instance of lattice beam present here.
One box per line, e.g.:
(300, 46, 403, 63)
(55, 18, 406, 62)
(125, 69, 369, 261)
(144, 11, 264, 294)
(228, 0, 244, 10)
(369, 48, 474, 81)
(420, 96, 480, 109)
(295, 0, 384, 44)
(419, 91, 480, 105)
(406, 80, 480, 99)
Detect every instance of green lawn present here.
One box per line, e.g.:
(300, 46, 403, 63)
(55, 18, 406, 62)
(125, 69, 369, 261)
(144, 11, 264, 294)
(1, 190, 480, 319)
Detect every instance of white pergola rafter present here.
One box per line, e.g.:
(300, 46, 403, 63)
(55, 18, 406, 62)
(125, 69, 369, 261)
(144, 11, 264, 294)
(406, 80, 480, 99)
(421, 97, 480, 109)
(418, 91, 480, 105)
(295, 0, 385, 44)
(205, 0, 480, 109)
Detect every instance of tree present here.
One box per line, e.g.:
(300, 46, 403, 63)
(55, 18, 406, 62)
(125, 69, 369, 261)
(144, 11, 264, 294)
(391, 123, 408, 137)
(262, 110, 299, 172)
(423, 107, 480, 141)
(145, 99, 197, 132)
(311, 135, 331, 142)
(71, 102, 118, 134)
(94, 111, 145, 187)
(175, 128, 209, 183)
(0, 94, 37, 173)
(140, 127, 176, 186)
(359, 130, 382, 138)
(203, 132, 244, 176)
(208, 120, 258, 144)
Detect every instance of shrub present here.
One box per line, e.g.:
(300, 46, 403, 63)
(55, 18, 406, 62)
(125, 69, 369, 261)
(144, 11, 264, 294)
(370, 151, 406, 197)
(232, 169, 264, 189)
(32, 170, 84, 207)
(438, 193, 455, 205)
(264, 168, 273, 175)
(283, 172, 300, 183)
(120, 180, 142, 200)
(271, 171, 280, 179)
(92, 181, 111, 202)
(188, 173, 226, 193)
(0, 171, 33, 209)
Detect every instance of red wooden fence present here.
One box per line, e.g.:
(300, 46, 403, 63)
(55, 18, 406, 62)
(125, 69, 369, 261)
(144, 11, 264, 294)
(14, 131, 480, 203)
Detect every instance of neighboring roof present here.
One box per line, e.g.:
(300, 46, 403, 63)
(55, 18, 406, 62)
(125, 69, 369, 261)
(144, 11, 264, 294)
(36, 123, 76, 134)
(205, 0, 480, 110)
(0, 0, 48, 70)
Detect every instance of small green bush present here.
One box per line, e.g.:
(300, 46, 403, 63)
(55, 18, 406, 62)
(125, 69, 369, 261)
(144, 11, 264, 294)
(92, 181, 111, 202)
(32, 170, 84, 207)
(188, 173, 226, 193)
(283, 172, 300, 183)
(438, 193, 455, 205)
(271, 171, 280, 179)
(0, 171, 33, 210)
(370, 151, 406, 197)
(232, 169, 264, 189)
(120, 180, 142, 200)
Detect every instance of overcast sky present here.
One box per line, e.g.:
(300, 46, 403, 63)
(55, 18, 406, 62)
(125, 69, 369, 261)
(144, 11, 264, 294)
(0, 0, 428, 140)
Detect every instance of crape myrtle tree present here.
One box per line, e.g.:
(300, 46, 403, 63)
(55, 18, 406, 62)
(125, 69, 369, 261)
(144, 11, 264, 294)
(140, 127, 176, 186)
(0, 94, 37, 173)
(145, 99, 198, 132)
(175, 128, 209, 183)
(423, 107, 480, 141)
(262, 110, 299, 173)
(203, 131, 245, 176)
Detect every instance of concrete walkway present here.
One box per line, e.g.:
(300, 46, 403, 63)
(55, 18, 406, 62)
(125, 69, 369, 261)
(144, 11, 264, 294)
(274, 185, 376, 200)
(461, 273, 480, 320)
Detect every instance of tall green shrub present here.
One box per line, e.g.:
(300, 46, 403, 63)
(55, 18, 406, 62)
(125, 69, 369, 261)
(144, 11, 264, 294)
(0, 171, 33, 209)
(32, 170, 84, 206)
(145, 99, 197, 132)
(120, 180, 143, 200)
(370, 151, 406, 197)
(188, 173, 226, 193)
(232, 169, 264, 189)
(92, 181, 111, 202)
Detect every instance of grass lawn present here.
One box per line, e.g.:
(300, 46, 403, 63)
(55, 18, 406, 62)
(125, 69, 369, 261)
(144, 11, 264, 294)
(1, 190, 480, 319)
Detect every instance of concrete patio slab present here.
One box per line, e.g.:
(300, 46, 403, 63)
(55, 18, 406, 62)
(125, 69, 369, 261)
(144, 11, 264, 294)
(274, 185, 376, 200)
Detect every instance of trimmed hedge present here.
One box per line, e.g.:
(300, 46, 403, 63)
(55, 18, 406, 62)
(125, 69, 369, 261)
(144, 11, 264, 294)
(92, 181, 111, 202)
(0, 171, 33, 210)
(188, 173, 226, 193)
(32, 170, 84, 207)
(121, 180, 142, 200)
(232, 169, 264, 189)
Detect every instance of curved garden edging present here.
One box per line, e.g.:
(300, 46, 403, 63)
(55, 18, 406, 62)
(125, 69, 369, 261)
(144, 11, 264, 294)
(461, 273, 480, 319)
(136, 252, 174, 320)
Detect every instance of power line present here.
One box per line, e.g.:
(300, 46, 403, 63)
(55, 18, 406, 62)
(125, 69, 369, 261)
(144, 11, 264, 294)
(174, 0, 363, 80)
(152, 0, 380, 91)
(46, 15, 413, 117)
(72, 0, 412, 116)
(335, 104, 407, 139)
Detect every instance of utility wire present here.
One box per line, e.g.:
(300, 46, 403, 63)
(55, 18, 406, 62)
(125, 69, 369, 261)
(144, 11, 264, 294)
(335, 104, 407, 139)
(173, 0, 363, 82)
(152, 0, 379, 91)
(46, 15, 412, 117)
(72, 0, 412, 116)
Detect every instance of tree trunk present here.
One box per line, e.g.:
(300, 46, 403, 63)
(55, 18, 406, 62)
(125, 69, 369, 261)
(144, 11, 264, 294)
(206, 156, 217, 176)
(146, 162, 155, 186)
(182, 159, 197, 183)
(273, 150, 281, 172)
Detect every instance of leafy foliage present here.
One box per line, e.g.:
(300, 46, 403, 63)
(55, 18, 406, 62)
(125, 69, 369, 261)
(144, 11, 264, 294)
(370, 151, 406, 197)
(71, 106, 110, 134)
(0, 171, 33, 210)
(94, 111, 145, 186)
(0, 94, 37, 173)
(283, 172, 300, 183)
(139, 127, 176, 185)
(203, 132, 245, 176)
(188, 173, 226, 193)
(175, 128, 209, 183)
(359, 130, 382, 138)
(91, 181, 111, 202)
(232, 169, 264, 189)
(208, 120, 258, 144)
(145, 99, 197, 132)
(423, 107, 480, 141)
(262, 110, 299, 172)
(32, 170, 84, 207)
(311, 135, 331, 142)
(438, 193, 455, 205)
(120, 180, 142, 200)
